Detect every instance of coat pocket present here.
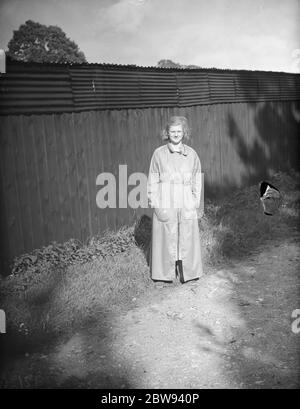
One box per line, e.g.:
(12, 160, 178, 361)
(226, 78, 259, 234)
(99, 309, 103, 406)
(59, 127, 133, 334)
(154, 208, 176, 222)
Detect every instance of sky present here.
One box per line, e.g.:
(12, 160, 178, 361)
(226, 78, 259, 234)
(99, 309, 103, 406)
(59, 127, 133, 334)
(0, 0, 299, 72)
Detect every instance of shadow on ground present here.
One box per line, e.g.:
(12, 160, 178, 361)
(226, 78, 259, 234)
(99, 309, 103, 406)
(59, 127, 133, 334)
(193, 240, 300, 389)
(0, 306, 135, 388)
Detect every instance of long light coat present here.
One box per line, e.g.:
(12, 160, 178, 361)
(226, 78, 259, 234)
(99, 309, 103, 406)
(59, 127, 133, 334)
(147, 142, 203, 282)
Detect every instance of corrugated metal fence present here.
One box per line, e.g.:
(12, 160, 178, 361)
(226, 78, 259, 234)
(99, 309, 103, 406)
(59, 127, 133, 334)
(1, 59, 300, 114)
(0, 59, 299, 272)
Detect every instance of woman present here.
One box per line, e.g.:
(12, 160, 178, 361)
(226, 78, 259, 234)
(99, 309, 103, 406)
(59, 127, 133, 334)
(147, 116, 203, 283)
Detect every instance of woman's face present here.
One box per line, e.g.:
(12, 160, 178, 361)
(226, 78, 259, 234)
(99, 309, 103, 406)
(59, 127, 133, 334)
(168, 124, 184, 145)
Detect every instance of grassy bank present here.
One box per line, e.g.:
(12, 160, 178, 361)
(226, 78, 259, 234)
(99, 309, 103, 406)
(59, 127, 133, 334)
(0, 228, 149, 356)
(201, 170, 300, 264)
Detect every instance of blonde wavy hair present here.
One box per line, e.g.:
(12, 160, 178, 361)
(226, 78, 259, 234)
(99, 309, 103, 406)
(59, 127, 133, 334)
(161, 116, 191, 141)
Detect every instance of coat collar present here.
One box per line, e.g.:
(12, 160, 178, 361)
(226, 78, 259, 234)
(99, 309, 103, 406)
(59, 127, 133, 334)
(167, 142, 188, 156)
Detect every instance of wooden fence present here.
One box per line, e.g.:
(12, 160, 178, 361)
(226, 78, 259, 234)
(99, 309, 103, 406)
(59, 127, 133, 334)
(0, 99, 299, 272)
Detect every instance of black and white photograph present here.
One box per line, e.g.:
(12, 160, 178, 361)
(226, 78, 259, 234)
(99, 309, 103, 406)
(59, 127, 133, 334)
(0, 0, 299, 391)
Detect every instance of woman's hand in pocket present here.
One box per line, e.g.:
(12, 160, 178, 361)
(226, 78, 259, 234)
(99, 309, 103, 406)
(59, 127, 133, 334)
(154, 208, 172, 222)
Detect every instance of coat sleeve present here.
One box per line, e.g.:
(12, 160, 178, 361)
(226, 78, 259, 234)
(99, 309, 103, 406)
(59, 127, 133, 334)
(191, 152, 202, 209)
(147, 150, 160, 208)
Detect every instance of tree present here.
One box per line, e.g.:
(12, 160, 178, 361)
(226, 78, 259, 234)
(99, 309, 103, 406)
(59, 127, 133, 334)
(7, 20, 87, 64)
(157, 59, 182, 68)
(157, 59, 201, 69)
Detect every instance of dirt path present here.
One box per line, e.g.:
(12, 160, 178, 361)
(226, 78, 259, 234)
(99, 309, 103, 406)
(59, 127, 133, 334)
(2, 233, 299, 389)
